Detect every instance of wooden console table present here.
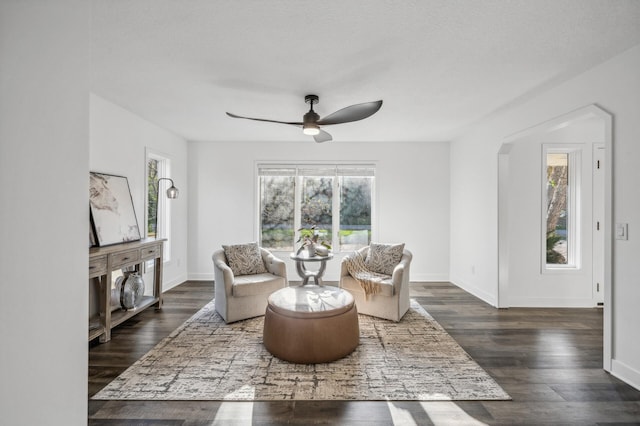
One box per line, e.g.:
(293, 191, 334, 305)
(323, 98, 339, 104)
(89, 238, 166, 343)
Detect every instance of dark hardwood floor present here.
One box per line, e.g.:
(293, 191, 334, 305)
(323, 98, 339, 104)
(89, 281, 640, 425)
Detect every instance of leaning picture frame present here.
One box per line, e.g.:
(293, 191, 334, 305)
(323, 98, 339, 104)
(89, 172, 141, 246)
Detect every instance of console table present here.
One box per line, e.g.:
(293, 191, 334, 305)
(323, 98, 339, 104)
(89, 238, 166, 343)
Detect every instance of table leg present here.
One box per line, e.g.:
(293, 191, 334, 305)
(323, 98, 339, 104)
(296, 259, 328, 286)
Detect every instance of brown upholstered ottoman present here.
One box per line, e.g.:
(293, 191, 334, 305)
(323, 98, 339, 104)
(263, 285, 359, 364)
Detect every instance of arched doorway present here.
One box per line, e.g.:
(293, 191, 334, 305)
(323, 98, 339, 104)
(497, 104, 613, 371)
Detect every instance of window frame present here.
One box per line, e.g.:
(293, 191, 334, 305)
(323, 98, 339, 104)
(541, 145, 582, 272)
(146, 148, 173, 263)
(256, 162, 377, 254)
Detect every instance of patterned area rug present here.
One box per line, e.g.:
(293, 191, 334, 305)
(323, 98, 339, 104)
(93, 299, 510, 401)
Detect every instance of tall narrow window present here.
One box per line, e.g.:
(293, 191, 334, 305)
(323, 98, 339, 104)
(339, 169, 373, 251)
(260, 169, 295, 251)
(299, 167, 334, 248)
(546, 152, 569, 265)
(543, 146, 580, 269)
(258, 164, 375, 253)
(147, 158, 160, 238)
(147, 151, 172, 262)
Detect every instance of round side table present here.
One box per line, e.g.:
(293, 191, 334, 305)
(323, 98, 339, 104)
(290, 252, 334, 286)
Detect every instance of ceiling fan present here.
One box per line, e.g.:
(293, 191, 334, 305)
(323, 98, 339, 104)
(226, 94, 383, 143)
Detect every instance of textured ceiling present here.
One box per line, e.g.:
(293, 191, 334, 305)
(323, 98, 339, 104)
(91, 0, 640, 143)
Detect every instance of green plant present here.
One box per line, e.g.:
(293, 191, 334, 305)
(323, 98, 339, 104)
(546, 231, 566, 264)
(297, 225, 332, 250)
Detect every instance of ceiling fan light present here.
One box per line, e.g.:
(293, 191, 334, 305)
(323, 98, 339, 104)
(303, 124, 320, 136)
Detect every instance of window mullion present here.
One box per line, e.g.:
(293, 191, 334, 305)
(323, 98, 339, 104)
(332, 174, 340, 252)
(293, 174, 302, 247)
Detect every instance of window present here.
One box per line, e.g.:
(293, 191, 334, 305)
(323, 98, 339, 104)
(258, 164, 375, 253)
(146, 150, 172, 262)
(543, 146, 580, 270)
(339, 171, 374, 251)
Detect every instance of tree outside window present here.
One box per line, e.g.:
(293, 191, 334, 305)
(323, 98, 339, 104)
(147, 158, 159, 238)
(543, 147, 580, 270)
(340, 177, 372, 251)
(301, 176, 333, 247)
(546, 153, 569, 264)
(258, 165, 374, 253)
(260, 175, 295, 250)
(146, 151, 172, 262)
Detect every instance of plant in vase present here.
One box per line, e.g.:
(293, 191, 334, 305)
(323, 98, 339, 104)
(296, 225, 332, 256)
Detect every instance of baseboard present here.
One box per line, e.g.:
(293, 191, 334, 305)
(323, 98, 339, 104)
(163, 274, 189, 291)
(611, 359, 640, 391)
(411, 272, 449, 282)
(506, 297, 597, 308)
(188, 273, 214, 281)
(449, 276, 497, 307)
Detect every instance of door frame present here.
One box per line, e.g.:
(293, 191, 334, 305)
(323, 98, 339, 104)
(497, 104, 613, 371)
(593, 143, 605, 305)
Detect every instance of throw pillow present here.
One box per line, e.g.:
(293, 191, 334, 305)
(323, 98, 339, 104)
(365, 242, 405, 275)
(222, 242, 268, 276)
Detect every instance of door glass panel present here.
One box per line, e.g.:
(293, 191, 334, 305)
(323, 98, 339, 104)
(546, 153, 569, 265)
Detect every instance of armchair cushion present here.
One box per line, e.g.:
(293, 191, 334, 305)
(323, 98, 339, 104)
(232, 273, 286, 297)
(222, 242, 268, 276)
(340, 274, 394, 297)
(343, 250, 390, 297)
(365, 242, 405, 275)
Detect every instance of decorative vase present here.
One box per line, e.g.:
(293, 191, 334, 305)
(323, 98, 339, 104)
(296, 243, 316, 257)
(315, 245, 329, 256)
(111, 276, 123, 311)
(119, 271, 145, 310)
(305, 243, 316, 257)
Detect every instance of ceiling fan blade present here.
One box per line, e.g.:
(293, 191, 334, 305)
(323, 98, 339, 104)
(226, 112, 302, 126)
(317, 100, 383, 125)
(313, 129, 332, 143)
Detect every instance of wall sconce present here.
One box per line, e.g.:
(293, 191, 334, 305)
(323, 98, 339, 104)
(158, 178, 179, 199)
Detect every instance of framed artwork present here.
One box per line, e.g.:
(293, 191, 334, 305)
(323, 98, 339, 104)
(89, 172, 141, 246)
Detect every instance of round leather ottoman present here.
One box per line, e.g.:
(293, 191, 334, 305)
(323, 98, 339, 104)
(263, 285, 359, 364)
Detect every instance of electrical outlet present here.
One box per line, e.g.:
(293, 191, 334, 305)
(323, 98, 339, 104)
(616, 223, 628, 240)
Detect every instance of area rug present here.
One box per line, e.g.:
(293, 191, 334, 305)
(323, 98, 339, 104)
(93, 299, 510, 401)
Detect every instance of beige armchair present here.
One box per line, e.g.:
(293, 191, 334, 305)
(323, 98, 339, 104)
(212, 247, 287, 323)
(339, 246, 412, 322)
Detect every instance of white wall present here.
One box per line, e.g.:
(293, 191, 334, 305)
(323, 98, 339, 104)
(450, 44, 640, 389)
(0, 2, 89, 425)
(90, 94, 189, 290)
(188, 141, 450, 283)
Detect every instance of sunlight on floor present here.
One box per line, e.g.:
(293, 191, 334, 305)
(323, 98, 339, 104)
(212, 386, 255, 425)
(387, 400, 488, 425)
(535, 331, 578, 357)
(387, 401, 417, 425)
(212, 401, 254, 425)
